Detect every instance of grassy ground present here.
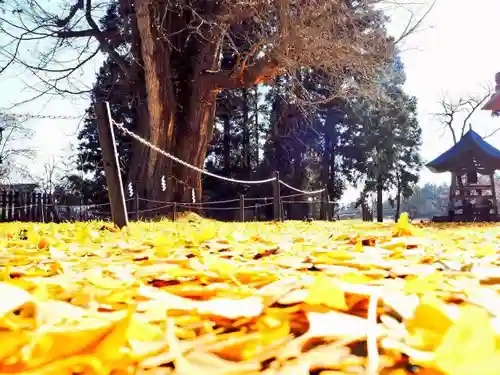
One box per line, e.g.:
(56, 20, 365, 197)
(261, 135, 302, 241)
(0, 213, 499, 374)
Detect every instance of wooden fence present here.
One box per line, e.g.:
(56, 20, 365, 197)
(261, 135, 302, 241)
(0, 190, 339, 223)
(0, 191, 58, 222)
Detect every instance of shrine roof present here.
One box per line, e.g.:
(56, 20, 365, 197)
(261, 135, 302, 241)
(426, 129, 500, 174)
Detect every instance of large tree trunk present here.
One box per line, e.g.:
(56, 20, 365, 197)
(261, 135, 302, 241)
(135, 0, 176, 201)
(133, 1, 278, 204)
(135, 0, 219, 203)
(118, 0, 152, 200)
(174, 85, 218, 203)
(127, 87, 152, 198)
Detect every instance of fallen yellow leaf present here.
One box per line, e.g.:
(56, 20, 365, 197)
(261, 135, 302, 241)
(406, 295, 453, 350)
(433, 305, 499, 375)
(305, 276, 347, 311)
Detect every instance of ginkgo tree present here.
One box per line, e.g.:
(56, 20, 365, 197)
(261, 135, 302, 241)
(0, 0, 429, 202)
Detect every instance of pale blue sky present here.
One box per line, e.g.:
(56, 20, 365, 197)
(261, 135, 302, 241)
(0, 0, 499, 202)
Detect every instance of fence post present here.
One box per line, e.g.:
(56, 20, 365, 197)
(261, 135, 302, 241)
(95, 102, 128, 228)
(135, 192, 140, 221)
(173, 202, 177, 221)
(273, 171, 282, 221)
(240, 194, 245, 222)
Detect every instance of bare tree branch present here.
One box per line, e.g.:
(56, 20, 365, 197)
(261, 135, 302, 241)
(58, 28, 116, 38)
(0, 0, 123, 99)
(55, 0, 84, 28)
(433, 97, 460, 144)
(461, 92, 491, 138)
(483, 127, 500, 140)
(0, 114, 36, 182)
(82, 0, 133, 76)
(393, 0, 436, 44)
(0, 0, 432, 107)
(434, 87, 493, 144)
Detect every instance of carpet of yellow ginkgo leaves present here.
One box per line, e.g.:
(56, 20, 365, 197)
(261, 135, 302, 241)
(2, 213, 500, 375)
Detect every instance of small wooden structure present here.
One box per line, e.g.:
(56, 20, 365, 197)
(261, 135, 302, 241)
(427, 129, 500, 222)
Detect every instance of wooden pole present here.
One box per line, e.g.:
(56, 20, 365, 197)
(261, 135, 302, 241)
(95, 102, 128, 228)
(135, 191, 140, 221)
(489, 173, 498, 218)
(448, 172, 457, 220)
(273, 171, 282, 221)
(240, 194, 245, 222)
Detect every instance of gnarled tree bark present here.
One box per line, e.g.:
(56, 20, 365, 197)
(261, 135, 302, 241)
(134, 0, 279, 203)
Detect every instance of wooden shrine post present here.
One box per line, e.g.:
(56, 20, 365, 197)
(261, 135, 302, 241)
(95, 102, 128, 228)
(448, 172, 457, 217)
(490, 173, 498, 216)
